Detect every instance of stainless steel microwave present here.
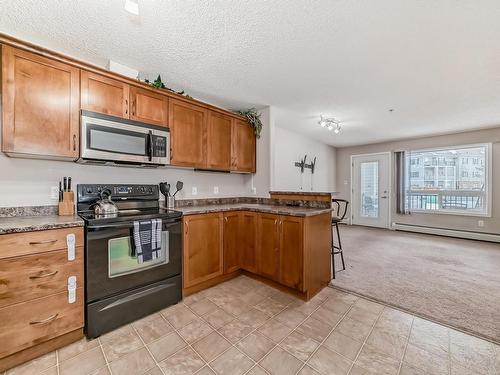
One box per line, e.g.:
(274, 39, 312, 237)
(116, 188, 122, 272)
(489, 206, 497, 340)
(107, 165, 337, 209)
(78, 111, 170, 167)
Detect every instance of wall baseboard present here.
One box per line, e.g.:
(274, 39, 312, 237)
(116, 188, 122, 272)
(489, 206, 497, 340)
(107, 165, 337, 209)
(392, 223, 500, 243)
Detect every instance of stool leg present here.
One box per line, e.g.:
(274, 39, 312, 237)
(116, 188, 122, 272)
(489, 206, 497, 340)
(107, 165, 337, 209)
(335, 222, 346, 271)
(331, 224, 336, 279)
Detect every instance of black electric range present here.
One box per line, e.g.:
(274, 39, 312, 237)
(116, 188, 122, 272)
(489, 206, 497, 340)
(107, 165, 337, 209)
(77, 184, 183, 338)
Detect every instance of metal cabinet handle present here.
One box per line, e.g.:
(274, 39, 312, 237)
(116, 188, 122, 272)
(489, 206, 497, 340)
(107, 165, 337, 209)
(274, 219, 278, 225)
(30, 313, 59, 325)
(29, 239, 57, 245)
(224, 217, 228, 222)
(73, 134, 77, 151)
(185, 222, 189, 234)
(29, 270, 58, 279)
(125, 99, 128, 115)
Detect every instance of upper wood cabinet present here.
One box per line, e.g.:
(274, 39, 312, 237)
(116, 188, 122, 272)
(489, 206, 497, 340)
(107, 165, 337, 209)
(169, 99, 208, 168)
(240, 211, 258, 274)
(207, 111, 232, 170)
(80, 71, 129, 118)
(279, 216, 304, 290)
(223, 211, 241, 274)
(232, 119, 256, 173)
(1, 46, 80, 159)
(183, 213, 223, 288)
(130, 86, 169, 127)
(257, 213, 281, 282)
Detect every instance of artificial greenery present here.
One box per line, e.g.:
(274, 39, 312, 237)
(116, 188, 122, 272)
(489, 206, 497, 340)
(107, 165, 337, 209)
(144, 75, 192, 99)
(234, 108, 263, 138)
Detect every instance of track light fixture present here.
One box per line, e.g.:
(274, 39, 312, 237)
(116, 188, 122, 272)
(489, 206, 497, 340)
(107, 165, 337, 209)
(318, 115, 341, 134)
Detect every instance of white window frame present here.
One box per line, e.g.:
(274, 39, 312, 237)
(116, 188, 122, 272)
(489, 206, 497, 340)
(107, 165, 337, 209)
(406, 143, 492, 217)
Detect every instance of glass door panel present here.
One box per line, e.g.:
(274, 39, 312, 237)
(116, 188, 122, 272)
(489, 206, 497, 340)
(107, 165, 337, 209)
(360, 161, 379, 218)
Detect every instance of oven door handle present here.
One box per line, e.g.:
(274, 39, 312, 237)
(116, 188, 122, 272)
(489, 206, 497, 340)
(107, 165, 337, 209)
(87, 219, 181, 230)
(147, 130, 153, 162)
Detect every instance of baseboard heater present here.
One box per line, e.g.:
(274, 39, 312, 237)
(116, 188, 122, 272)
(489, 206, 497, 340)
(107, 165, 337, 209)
(392, 223, 500, 243)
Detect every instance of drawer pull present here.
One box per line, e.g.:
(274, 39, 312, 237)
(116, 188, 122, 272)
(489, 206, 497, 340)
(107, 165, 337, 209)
(29, 270, 58, 279)
(29, 239, 57, 245)
(29, 313, 59, 325)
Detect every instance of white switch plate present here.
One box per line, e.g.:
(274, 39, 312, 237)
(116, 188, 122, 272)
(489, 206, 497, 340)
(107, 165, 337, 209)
(213, 186, 219, 195)
(191, 187, 198, 196)
(478, 220, 484, 227)
(251, 187, 257, 195)
(50, 186, 59, 200)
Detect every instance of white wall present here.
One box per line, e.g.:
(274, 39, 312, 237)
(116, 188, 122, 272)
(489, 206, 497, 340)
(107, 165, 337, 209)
(272, 126, 336, 192)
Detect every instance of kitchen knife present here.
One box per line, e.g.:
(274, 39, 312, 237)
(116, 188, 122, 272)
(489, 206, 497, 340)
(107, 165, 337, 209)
(63, 177, 67, 192)
(68, 177, 72, 192)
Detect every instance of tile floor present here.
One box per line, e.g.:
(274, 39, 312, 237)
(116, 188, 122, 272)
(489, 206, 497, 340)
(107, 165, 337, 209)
(5, 276, 500, 375)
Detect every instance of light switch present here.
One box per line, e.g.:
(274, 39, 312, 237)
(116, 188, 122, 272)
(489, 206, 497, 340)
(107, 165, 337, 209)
(191, 187, 198, 196)
(213, 186, 219, 194)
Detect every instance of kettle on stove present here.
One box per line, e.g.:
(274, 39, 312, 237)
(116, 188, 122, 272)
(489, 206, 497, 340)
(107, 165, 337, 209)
(92, 188, 119, 216)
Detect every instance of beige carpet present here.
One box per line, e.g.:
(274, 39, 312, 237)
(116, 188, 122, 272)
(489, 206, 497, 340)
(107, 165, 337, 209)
(330, 225, 500, 344)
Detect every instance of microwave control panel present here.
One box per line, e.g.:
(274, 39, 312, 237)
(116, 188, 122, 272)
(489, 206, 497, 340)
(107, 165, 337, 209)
(152, 135, 167, 157)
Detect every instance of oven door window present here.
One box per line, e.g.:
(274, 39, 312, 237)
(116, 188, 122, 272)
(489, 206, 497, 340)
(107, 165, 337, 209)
(108, 231, 169, 278)
(88, 124, 147, 156)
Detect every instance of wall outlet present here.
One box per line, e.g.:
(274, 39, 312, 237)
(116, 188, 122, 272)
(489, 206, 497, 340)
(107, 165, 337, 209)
(50, 186, 59, 200)
(251, 187, 257, 195)
(191, 186, 198, 196)
(478, 220, 484, 227)
(213, 186, 219, 195)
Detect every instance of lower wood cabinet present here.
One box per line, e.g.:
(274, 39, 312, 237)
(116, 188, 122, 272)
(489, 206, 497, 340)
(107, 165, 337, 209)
(223, 211, 241, 274)
(0, 227, 84, 371)
(182, 211, 324, 297)
(257, 213, 281, 282)
(183, 213, 223, 288)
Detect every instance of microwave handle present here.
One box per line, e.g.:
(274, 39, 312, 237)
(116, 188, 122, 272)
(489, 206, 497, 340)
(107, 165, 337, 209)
(147, 131, 153, 162)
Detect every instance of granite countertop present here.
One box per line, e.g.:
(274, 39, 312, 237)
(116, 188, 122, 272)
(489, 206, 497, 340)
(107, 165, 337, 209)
(0, 215, 84, 235)
(177, 203, 333, 217)
(270, 191, 339, 196)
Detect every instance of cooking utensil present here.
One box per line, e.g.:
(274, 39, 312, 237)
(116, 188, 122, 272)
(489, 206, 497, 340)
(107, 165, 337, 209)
(67, 177, 72, 191)
(173, 181, 184, 197)
(159, 182, 170, 199)
(91, 189, 119, 216)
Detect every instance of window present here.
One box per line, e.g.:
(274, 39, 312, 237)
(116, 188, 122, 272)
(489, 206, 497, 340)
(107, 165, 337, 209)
(405, 144, 491, 216)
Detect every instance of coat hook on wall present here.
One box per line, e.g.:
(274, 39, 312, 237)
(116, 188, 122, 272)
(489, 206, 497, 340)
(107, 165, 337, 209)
(305, 156, 317, 174)
(294, 154, 307, 173)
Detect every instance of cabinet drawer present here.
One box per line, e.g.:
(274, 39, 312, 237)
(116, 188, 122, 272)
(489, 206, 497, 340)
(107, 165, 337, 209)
(0, 288, 84, 358)
(0, 247, 84, 308)
(0, 227, 83, 259)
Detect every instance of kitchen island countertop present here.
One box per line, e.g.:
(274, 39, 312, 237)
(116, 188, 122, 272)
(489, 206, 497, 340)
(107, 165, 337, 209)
(176, 203, 332, 217)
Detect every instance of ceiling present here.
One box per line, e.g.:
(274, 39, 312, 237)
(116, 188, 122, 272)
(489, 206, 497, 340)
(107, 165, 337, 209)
(1, 0, 499, 147)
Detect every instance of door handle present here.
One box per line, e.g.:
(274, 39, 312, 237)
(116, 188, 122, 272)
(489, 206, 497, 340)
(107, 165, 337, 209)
(29, 270, 58, 279)
(29, 239, 57, 245)
(125, 99, 128, 115)
(381, 196, 388, 199)
(30, 313, 59, 325)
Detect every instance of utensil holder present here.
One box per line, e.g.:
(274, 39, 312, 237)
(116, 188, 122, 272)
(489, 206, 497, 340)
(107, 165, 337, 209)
(167, 196, 176, 209)
(58, 192, 75, 216)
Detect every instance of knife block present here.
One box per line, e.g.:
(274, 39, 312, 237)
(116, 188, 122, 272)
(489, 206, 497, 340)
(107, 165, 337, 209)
(58, 192, 75, 216)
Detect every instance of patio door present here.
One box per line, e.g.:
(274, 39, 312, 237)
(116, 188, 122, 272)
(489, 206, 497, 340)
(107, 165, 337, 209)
(352, 153, 391, 228)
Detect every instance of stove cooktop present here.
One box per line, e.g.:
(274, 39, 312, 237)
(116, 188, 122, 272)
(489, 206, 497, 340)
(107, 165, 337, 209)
(79, 208, 183, 226)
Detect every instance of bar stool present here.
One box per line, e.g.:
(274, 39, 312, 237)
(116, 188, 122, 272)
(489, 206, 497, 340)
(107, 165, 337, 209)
(331, 199, 349, 279)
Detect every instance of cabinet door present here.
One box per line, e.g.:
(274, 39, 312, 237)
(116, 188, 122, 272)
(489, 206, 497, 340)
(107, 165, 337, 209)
(130, 86, 168, 127)
(240, 211, 258, 273)
(183, 213, 223, 288)
(257, 213, 280, 282)
(207, 111, 232, 170)
(169, 99, 207, 167)
(223, 211, 240, 274)
(81, 71, 129, 118)
(231, 119, 256, 173)
(279, 216, 304, 290)
(1, 46, 79, 159)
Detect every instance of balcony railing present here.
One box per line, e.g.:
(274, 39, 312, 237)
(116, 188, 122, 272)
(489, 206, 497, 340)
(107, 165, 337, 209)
(406, 189, 485, 212)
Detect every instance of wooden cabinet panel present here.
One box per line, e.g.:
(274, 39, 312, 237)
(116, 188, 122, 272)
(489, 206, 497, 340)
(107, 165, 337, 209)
(207, 111, 232, 170)
(223, 212, 240, 274)
(130, 86, 168, 127)
(257, 213, 280, 282)
(279, 216, 304, 290)
(0, 227, 84, 259)
(0, 288, 84, 358)
(231, 119, 256, 173)
(80, 71, 129, 118)
(240, 211, 258, 273)
(1, 46, 80, 159)
(169, 99, 207, 167)
(0, 247, 83, 309)
(183, 213, 223, 288)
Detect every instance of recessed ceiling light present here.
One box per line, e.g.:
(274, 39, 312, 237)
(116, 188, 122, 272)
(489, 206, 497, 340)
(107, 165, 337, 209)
(125, 0, 139, 15)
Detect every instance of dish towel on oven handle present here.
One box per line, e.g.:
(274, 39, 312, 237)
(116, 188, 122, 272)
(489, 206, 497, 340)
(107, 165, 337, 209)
(132, 218, 162, 263)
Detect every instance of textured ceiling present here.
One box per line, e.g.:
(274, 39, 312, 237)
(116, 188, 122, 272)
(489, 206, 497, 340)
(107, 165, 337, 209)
(1, 0, 500, 146)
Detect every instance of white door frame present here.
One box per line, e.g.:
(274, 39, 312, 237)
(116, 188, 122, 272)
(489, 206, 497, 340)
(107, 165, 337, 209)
(350, 152, 392, 228)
